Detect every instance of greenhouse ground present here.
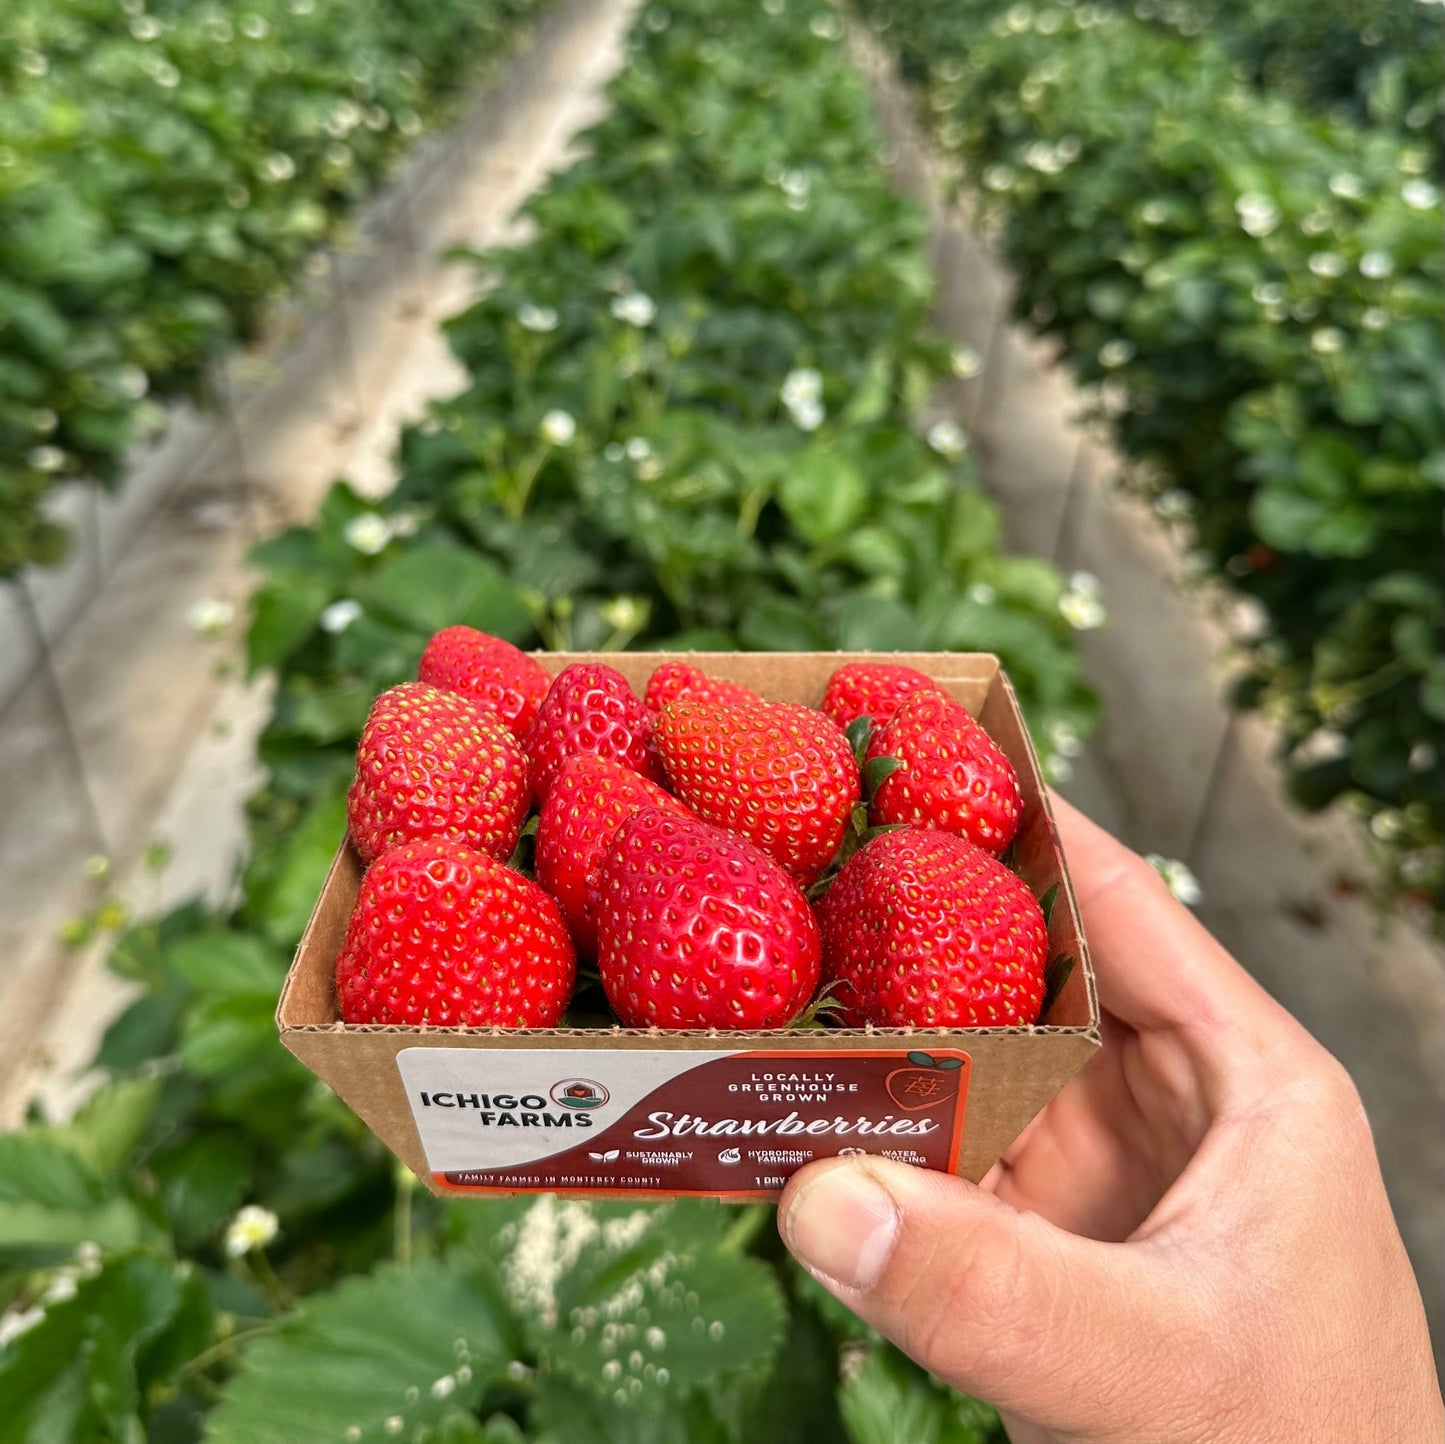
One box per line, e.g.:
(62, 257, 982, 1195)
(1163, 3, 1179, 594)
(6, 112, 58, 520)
(0, 0, 1438, 1358)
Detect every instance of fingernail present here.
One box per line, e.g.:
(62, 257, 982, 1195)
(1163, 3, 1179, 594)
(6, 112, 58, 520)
(780, 1163, 900, 1291)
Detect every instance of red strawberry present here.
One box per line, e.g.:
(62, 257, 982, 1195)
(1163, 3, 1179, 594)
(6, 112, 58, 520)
(418, 626, 550, 740)
(336, 838, 576, 1027)
(867, 689, 1021, 855)
(818, 828, 1046, 1028)
(524, 663, 664, 804)
(594, 809, 821, 1029)
(655, 698, 859, 885)
(644, 660, 760, 714)
(820, 662, 941, 729)
(348, 682, 530, 865)
(535, 754, 691, 954)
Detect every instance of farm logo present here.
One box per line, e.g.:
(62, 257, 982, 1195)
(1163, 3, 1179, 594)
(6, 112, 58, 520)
(551, 1078, 609, 1110)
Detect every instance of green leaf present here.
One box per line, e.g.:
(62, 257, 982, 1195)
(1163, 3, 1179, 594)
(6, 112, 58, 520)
(207, 1260, 519, 1444)
(778, 450, 868, 547)
(531, 1372, 727, 1444)
(739, 596, 829, 652)
(53, 1076, 162, 1177)
(152, 1134, 255, 1250)
(839, 349, 894, 428)
(839, 1347, 1003, 1444)
(1040, 954, 1077, 1023)
(248, 576, 330, 675)
(845, 715, 874, 763)
(862, 756, 904, 798)
(368, 544, 533, 641)
(178, 994, 280, 1077)
(526, 1205, 787, 1404)
(0, 1132, 107, 1213)
(167, 933, 287, 1000)
(243, 787, 349, 947)
(905, 1052, 936, 1069)
(1038, 883, 1060, 927)
(552, 1245, 786, 1400)
(0, 1254, 186, 1442)
(94, 995, 181, 1073)
(831, 594, 922, 652)
(727, 1298, 849, 1444)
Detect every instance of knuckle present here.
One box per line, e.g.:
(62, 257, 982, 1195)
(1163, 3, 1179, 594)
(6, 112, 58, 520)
(1291, 1051, 1368, 1131)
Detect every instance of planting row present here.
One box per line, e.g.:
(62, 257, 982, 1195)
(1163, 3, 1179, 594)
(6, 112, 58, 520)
(0, 0, 1101, 1436)
(865, 0, 1445, 912)
(0, 0, 542, 576)
(1099, 0, 1443, 151)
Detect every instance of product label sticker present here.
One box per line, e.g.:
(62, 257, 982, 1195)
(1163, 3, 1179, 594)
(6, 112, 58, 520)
(396, 1047, 971, 1197)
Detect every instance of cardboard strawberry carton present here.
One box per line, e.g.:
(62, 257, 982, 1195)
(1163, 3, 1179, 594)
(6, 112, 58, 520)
(277, 652, 1098, 1199)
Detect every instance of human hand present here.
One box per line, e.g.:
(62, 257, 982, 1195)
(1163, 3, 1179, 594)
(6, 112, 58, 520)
(778, 797, 1442, 1442)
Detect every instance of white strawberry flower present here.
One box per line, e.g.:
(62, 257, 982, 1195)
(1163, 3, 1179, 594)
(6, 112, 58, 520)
(1058, 572, 1107, 630)
(1146, 855, 1203, 906)
(1046, 719, 1083, 758)
(343, 513, 391, 555)
(117, 366, 149, 399)
(224, 1205, 279, 1258)
(1234, 192, 1279, 237)
(600, 596, 646, 632)
(320, 599, 363, 634)
(1098, 339, 1134, 369)
(187, 598, 235, 636)
(950, 346, 982, 379)
(926, 419, 967, 458)
(28, 445, 66, 474)
(1144, 855, 1202, 901)
(1369, 810, 1406, 842)
(781, 369, 825, 430)
(788, 396, 825, 432)
(1402, 179, 1438, 211)
(259, 152, 296, 183)
(518, 303, 559, 333)
(609, 292, 656, 327)
(781, 368, 822, 409)
(540, 409, 576, 446)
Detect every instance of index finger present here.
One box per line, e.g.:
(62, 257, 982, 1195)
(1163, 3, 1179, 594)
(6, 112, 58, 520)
(1050, 793, 1302, 1057)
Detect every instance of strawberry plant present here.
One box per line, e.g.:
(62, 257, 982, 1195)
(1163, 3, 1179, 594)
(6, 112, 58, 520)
(1094, 0, 1443, 155)
(0, 0, 543, 576)
(864, 0, 1445, 917)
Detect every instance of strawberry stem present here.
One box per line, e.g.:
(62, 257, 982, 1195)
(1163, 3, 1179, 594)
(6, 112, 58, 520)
(788, 980, 846, 1028)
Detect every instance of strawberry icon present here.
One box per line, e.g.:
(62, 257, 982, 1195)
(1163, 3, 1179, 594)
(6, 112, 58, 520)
(885, 1051, 966, 1112)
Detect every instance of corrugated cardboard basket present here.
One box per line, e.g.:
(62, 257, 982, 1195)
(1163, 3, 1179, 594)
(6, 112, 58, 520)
(278, 653, 1099, 1199)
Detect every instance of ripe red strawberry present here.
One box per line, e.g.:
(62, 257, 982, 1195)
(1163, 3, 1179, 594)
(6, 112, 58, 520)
(820, 662, 941, 729)
(867, 689, 1021, 855)
(348, 682, 530, 865)
(535, 754, 691, 954)
(644, 660, 760, 714)
(417, 626, 550, 740)
(655, 698, 859, 886)
(594, 809, 821, 1029)
(524, 663, 664, 804)
(818, 828, 1046, 1028)
(336, 838, 576, 1027)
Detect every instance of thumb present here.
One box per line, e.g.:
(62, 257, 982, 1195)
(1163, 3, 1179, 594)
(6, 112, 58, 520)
(778, 1156, 1200, 1435)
